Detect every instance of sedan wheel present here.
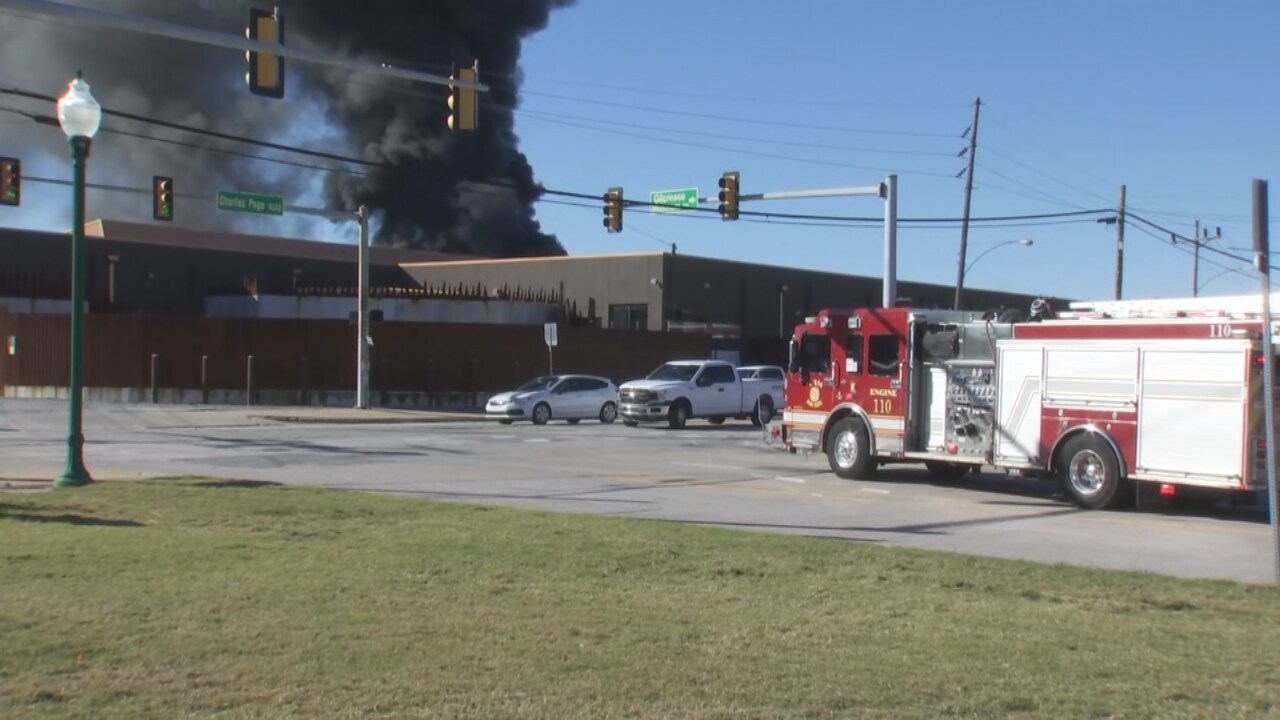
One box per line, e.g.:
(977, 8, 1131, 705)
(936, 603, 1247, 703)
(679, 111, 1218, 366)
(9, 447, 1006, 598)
(531, 402, 552, 426)
(599, 402, 618, 424)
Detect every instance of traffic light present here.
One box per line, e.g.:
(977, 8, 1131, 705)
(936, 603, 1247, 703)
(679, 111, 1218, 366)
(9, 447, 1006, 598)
(245, 7, 284, 98)
(718, 171, 740, 220)
(0, 157, 19, 207)
(447, 65, 478, 131)
(152, 175, 173, 221)
(603, 187, 623, 233)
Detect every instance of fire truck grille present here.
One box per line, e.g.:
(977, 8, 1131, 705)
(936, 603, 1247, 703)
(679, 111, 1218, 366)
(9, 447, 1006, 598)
(621, 388, 653, 403)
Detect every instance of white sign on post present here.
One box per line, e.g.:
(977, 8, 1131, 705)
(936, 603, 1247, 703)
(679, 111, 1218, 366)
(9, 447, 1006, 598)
(544, 322, 558, 374)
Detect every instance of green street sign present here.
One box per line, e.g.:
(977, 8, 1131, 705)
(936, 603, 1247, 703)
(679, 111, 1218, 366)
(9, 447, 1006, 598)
(216, 190, 284, 216)
(649, 187, 699, 213)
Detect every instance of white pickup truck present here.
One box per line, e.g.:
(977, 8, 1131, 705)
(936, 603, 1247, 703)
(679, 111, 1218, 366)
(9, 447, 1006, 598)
(619, 360, 784, 429)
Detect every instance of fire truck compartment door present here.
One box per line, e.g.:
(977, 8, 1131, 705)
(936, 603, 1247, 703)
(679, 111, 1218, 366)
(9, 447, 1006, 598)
(1136, 345, 1247, 479)
(994, 346, 1043, 464)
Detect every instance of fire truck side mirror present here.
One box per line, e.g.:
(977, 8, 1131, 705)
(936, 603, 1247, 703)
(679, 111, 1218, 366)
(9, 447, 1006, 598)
(788, 362, 800, 374)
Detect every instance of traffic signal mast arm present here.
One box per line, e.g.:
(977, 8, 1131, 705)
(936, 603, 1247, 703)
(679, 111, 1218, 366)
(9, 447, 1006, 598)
(703, 182, 886, 206)
(4, 0, 488, 91)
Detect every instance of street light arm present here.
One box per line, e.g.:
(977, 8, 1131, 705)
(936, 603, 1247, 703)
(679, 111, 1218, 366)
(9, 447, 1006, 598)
(963, 238, 1033, 277)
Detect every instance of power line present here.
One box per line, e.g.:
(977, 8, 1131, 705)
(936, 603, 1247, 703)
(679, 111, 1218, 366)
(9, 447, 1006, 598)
(515, 108, 955, 158)
(515, 112, 952, 176)
(523, 78, 967, 110)
(1127, 211, 1278, 271)
(0, 85, 377, 168)
(521, 90, 959, 139)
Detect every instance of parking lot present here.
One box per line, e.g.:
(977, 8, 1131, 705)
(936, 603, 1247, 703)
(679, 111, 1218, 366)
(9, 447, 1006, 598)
(1, 399, 1273, 583)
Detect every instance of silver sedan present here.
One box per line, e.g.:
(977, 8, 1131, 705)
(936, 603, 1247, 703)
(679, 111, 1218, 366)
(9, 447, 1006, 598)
(485, 375, 620, 425)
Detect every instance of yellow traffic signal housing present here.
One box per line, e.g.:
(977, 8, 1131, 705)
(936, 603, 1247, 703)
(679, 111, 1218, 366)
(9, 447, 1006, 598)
(718, 171, 740, 220)
(447, 66, 478, 131)
(0, 157, 19, 207)
(153, 175, 174, 222)
(246, 7, 284, 98)
(603, 187, 623, 233)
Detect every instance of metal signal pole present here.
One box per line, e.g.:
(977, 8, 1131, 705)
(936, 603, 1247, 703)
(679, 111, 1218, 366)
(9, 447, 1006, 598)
(1253, 179, 1278, 584)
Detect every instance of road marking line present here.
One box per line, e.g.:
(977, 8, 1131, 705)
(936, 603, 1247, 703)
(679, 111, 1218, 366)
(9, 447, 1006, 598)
(774, 476, 807, 484)
(811, 492, 824, 498)
(860, 487, 890, 495)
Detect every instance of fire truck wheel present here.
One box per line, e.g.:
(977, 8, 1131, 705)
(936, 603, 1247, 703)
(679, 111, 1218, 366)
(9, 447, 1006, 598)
(668, 401, 690, 429)
(1058, 434, 1128, 510)
(599, 402, 618, 424)
(531, 402, 552, 426)
(826, 416, 875, 479)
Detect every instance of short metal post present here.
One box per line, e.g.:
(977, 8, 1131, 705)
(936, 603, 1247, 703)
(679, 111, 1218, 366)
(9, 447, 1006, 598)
(150, 352, 158, 403)
(201, 355, 209, 404)
(300, 355, 310, 406)
(246, 354, 255, 406)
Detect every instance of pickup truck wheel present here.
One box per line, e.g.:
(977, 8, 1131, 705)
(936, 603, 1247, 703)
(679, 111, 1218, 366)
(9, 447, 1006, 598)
(668, 401, 689, 429)
(826, 416, 875, 480)
(531, 402, 552, 426)
(751, 396, 775, 427)
(599, 402, 617, 424)
(708, 416, 726, 425)
(1058, 434, 1129, 510)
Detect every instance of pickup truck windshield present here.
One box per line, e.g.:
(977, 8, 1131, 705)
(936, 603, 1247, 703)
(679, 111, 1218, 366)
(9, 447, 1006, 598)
(647, 364, 699, 381)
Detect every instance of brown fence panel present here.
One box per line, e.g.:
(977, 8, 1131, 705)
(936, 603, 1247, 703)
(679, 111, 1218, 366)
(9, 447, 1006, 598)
(2, 314, 714, 395)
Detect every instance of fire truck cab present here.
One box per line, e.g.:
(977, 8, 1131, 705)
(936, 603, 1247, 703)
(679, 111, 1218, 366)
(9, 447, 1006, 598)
(770, 296, 1274, 510)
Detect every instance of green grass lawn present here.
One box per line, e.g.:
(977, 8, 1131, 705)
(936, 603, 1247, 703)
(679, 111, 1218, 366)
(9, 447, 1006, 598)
(1, 478, 1277, 719)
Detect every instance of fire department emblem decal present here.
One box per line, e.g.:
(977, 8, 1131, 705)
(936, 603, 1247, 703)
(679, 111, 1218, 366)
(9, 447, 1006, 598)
(805, 378, 823, 408)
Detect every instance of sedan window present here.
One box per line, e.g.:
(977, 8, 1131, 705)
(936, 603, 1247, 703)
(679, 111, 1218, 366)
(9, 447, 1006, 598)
(516, 376, 560, 392)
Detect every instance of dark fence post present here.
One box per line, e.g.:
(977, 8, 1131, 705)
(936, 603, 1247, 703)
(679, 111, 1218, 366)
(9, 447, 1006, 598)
(201, 355, 209, 405)
(300, 354, 310, 406)
(150, 353, 158, 404)
(246, 354, 255, 406)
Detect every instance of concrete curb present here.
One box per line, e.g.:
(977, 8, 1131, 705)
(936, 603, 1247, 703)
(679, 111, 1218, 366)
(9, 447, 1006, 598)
(253, 413, 488, 425)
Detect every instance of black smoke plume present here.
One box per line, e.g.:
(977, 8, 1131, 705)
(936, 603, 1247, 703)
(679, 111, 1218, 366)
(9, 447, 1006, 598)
(0, 0, 572, 256)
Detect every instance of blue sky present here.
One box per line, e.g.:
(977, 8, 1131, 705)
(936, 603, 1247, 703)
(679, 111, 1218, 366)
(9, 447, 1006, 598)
(514, 0, 1278, 302)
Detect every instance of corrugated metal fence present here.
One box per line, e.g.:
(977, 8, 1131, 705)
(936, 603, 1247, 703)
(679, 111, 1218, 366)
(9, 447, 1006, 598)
(0, 311, 711, 395)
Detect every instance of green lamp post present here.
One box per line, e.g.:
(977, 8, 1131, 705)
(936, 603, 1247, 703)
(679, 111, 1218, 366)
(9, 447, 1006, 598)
(54, 71, 101, 488)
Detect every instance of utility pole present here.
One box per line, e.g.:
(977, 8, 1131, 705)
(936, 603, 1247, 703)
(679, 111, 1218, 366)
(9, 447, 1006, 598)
(953, 96, 981, 310)
(1115, 184, 1126, 300)
(1193, 219, 1201, 297)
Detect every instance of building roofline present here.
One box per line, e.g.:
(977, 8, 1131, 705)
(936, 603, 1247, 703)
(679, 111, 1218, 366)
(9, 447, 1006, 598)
(401, 251, 665, 269)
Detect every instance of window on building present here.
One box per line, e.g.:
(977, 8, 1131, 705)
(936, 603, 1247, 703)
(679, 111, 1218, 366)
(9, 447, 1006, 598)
(608, 303, 648, 330)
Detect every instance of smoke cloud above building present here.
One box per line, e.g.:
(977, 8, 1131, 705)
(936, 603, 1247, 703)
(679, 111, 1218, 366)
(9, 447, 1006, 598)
(0, 0, 572, 256)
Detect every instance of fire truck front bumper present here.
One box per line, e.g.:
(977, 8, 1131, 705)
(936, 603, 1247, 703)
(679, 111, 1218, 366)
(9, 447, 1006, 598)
(619, 402, 670, 422)
(764, 420, 820, 453)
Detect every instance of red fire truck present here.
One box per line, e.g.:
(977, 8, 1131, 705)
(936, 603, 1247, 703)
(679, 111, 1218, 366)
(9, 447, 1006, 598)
(766, 295, 1275, 510)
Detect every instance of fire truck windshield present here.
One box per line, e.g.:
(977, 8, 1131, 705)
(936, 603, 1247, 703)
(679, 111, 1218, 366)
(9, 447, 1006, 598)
(796, 335, 830, 375)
